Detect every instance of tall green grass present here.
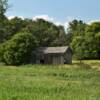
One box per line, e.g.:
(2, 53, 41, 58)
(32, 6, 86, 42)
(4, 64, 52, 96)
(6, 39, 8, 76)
(0, 61, 100, 100)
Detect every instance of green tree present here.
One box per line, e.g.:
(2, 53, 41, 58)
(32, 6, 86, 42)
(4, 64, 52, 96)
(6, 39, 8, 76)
(22, 19, 68, 47)
(0, 0, 8, 20)
(67, 19, 87, 45)
(95, 32, 100, 58)
(8, 17, 26, 37)
(86, 22, 100, 33)
(0, 0, 9, 43)
(0, 32, 37, 65)
(71, 36, 85, 60)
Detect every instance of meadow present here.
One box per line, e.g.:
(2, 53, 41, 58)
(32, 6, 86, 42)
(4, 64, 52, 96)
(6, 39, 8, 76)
(0, 60, 100, 100)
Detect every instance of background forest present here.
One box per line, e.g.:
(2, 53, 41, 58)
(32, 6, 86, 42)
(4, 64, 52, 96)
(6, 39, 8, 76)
(0, 0, 100, 65)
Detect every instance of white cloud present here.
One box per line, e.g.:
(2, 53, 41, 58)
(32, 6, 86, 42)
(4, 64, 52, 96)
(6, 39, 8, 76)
(63, 22, 69, 29)
(33, 15, 65, 27)
(33, 15, 54, 22)
(7, 16, 15, 20)
(32, 15, 63, 26)
(87, 20, 100, 25)
(63, 16, 75, 30)
(66, 16, 75, 22)
(32, 15, 73, 30)
(7, 15, 76, 30)
(54, 22, 62, 26)
(7, 16, 24, 20)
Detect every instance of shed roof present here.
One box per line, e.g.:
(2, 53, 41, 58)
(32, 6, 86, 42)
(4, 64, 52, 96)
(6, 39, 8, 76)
(35, 46, 70, 54)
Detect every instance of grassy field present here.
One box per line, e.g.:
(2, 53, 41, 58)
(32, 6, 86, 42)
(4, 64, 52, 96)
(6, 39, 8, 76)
(0, 60, 100, 100)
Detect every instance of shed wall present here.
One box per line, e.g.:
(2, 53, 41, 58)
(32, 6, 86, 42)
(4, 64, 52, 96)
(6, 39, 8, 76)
(31, 47, 72, 64)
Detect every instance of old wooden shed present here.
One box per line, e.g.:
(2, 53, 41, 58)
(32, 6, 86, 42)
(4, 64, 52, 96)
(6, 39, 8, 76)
(31, 46, 72, 64)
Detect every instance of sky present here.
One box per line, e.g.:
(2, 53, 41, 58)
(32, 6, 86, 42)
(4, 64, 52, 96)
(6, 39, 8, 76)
(6, 0, 100, 28)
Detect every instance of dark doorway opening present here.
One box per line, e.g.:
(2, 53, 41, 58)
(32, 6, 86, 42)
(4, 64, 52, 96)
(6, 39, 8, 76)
(40, 59, 44, 64)
(64, 58, 67, 64)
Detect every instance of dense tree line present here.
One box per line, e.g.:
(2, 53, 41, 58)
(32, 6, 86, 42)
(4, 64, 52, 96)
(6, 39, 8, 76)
(0, 17, 68, 46)
(68, 20, 100, 60)
(0, 0, 100, 65)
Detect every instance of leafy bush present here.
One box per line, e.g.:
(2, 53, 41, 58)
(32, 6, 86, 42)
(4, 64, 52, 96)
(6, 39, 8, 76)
(0, 32, 37, 65)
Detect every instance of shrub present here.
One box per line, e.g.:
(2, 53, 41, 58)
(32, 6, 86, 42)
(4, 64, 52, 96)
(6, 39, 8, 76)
(0, 32, 37, 65)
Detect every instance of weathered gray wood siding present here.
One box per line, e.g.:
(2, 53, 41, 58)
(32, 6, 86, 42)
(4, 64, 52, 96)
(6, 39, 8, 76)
(31, 46, 72, 64)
